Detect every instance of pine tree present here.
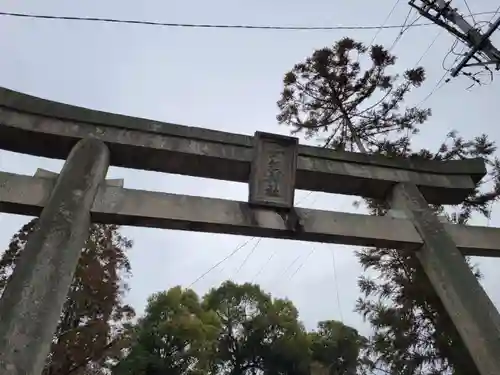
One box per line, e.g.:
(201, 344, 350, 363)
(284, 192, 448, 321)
(356, 132, 500, 375)
(277, 37, 429, 152)
(0, 219, 135, 375)
(277, 37, 500, 374)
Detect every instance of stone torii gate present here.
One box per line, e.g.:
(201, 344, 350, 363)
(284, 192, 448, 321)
(0, 87, 499, 375)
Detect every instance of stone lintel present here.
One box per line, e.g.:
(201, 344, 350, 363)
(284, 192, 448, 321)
(34, 168, 124, 187)
(0, 87, 487, 205)
(1, 171, 500, 258)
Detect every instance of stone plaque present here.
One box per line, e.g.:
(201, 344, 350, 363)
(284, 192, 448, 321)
(248, 132, 298, 209)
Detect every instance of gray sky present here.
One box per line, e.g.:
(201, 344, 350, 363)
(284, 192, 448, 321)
(1, 0, 500, 336)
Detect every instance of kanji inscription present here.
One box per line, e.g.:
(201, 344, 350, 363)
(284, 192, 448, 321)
(249, 132, 298, 209)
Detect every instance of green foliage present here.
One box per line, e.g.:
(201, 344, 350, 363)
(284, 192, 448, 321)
(0, 220, 135, 375)
(277, 37, 500, 374)
(203, 281, 310, 374)
(114, 287, 220, 375)
(116, 282, 364, 375)
(309, 321, 364, 375)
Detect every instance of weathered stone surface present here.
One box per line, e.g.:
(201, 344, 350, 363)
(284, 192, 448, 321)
(2, 171, 500, 257)
(249, 132, 298, 208)
(34, 168, 124, 187)
(0, 86, 486, 204)
(0, 139, 109, 375)
(389, 182, 500, 375)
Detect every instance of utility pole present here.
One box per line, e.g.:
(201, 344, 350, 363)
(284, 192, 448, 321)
(409, 0, 500, 77)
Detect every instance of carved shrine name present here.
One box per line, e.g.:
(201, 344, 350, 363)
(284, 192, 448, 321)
(248, 132, 298, 209)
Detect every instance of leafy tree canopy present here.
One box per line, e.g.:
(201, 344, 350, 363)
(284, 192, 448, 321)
(203, 281, 310, 375)
(114, 286, 220, 375)
(309, 320, 365, 375)
(116, 282, 363, 375)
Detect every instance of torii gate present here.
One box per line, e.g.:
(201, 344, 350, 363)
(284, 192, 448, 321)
(0, 87, 499, 375)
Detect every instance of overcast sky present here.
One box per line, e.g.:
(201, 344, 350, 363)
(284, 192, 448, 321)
(1, 0, 500, 336)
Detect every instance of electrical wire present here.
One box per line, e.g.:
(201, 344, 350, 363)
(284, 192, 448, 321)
(462, 0, 476, 25)
(416, 70, 450, 107)
(354, 5, 435, 147)
(296, 191, 313, 205)
(388, 6, 413, 52)
(406, 13, 423, 30)
(454, 5, 500, 85)
(399, 7, 414, 34)
(398, 27, 442, 139)
(412, 29, 459, 106)
(246, 191, 316, 284)
(251, 249, 277, 283)
(189, 190, 317, 287)
(330, 247, 344, 322)
(276, 193, 320, 284)
(188, 237, 254, 287)
(415, 29, 443, 66)
(442, 39, 466, 72)
(369, 0, 403, 47)
(488, 5, 500, 24)
(0, 10, 498, 32)
(233, 238, 262, 276)
(287, 247, 316, 281)
(277, 254, 303, 280)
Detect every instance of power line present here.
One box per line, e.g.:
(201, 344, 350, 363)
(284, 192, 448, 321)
(189, 191, 317, 288)
(400, 7, 414, 34)
(407, 13, 424, 30)
(330, 247, 344, 322)
(288, 247, 316, 281)
(369, 0, 403, 47)
(416, 70, 450, 106)
(234, 238, 262, 276)
(241, 192, 317, 284)
(442, 40, 466, 73)
(277, 254, 303, 280)
(387, 9, 412, 52)
(488, 5, 500, 24)
(415, 29, 443, 66)
(251, 249, 277, 283)
(188, 237, 254, 288)
(388, 11, 424, 58)
(463, 0, 476, 25)
(0, 10, 498, 32)
(402, 29, 444, 129)
(412, 31, 458, 107)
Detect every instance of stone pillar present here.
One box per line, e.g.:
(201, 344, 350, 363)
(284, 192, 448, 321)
(389, 182, 500, 375)
(0, 138, 109, 375)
